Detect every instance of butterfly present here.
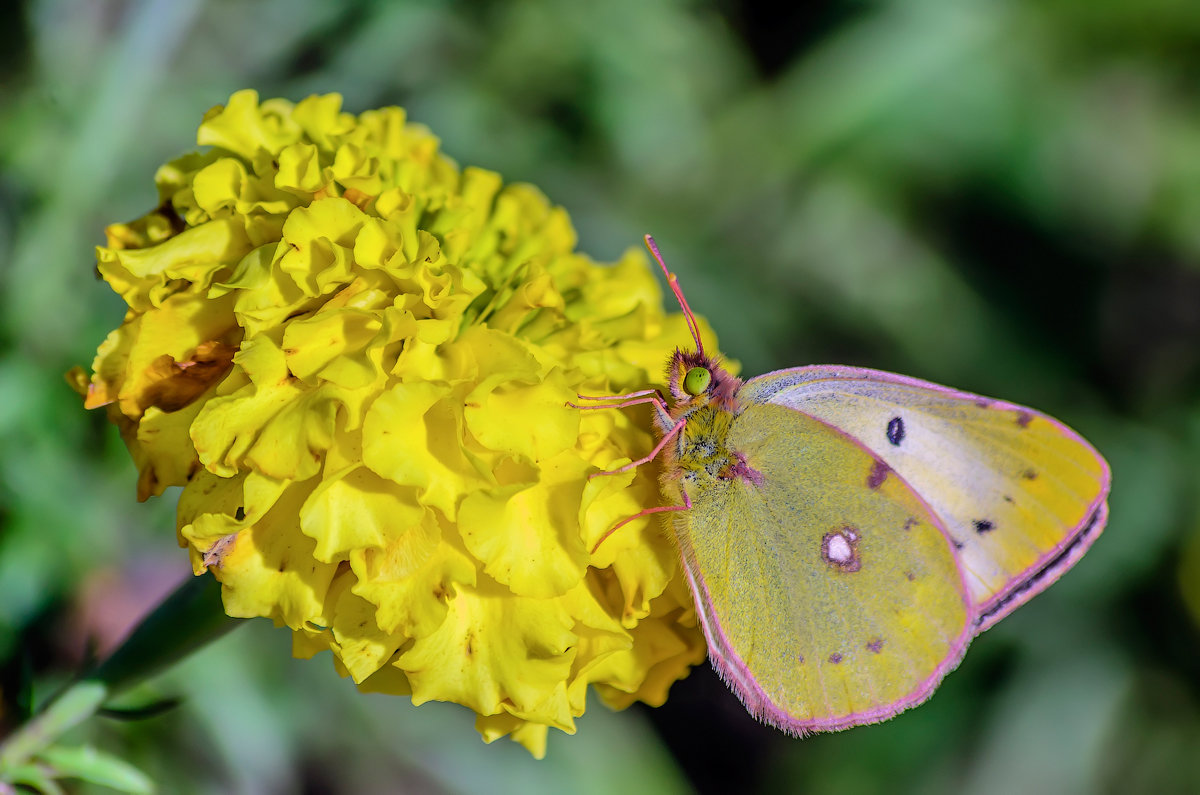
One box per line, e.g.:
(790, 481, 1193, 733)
(577, 236, 1110, 734)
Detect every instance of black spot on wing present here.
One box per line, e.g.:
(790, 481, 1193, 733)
(974, 519, 995, 534)
(886, 416, 905, 446)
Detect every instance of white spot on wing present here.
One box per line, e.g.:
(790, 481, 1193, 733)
(821, 527, 861, 572)
(827, 534, 852, 563)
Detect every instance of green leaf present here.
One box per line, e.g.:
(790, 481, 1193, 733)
(0, 681, 108, 769)
(100, 696, 183, 721)
(5, 762, 65, 795)
(39, 745, 154, 794)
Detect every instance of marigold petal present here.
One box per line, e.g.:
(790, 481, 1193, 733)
(458, 448, 590, 599)
(464, 368, 578, 463)
(275, 142, 325, 195)
(209, 479, 336, 627)
(282, 308, 384, 388)
(328, 578, 404, 683)
(197, 89, 301, 160)
(277, 198, 368, 297)
(132, 401, 205, 500)
(111, 292, 238, 419)
(475, 713, 550, 759)
(353, 659, 413, 696)
(290, 93, 356, 152)
(299, 464, 425, 563)
(397, 578, 575, 718)
(192, 337, 342, 481)
(362, 382, 487, 518)
(97, 219, 250, 311)
(177, 469, 247, 547)
(349, 523, 476, 639)
(591, 617, 705, 709)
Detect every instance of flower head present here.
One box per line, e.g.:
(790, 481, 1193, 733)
(72, 90, 719, 756)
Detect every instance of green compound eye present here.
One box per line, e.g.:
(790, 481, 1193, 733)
(683, 366, 712, 396)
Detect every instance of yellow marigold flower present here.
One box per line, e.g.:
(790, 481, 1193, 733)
(72, 90, 723, 757)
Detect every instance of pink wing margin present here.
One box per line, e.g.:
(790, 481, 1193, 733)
(673, 404, 976, 735)
(738, 364, 1112, 635)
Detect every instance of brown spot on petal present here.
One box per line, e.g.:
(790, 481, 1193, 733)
(828, 653, 843, 664)
(1016, 410, 1034, 428)
(867, 639, 884, 653)
(1022, 469, 1038, 480)
(203, 532, 240, 570)
(139, 341, 237, 413)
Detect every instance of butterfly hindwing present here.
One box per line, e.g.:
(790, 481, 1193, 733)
(671, 401, 973, 733)
(739, 365, 1111, 630)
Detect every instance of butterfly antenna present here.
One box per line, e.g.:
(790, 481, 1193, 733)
(644, 235, 705, 357)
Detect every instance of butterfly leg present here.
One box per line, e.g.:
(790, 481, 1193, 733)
(568, 387, 688, 552)
(589, 416, 684, 478)
(567, 388, 667, 409)
(569, 388, 674, 433)
(590, 491, 692, 554)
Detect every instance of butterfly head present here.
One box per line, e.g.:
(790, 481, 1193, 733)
(666, 348, 741, 411)
(644, 235, 743, 412)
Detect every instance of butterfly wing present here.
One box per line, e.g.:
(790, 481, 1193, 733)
(671, 401, 973, 733)
(738, 365, 1110, 632)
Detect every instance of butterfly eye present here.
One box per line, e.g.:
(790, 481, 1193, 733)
(683, 366, 712, 396)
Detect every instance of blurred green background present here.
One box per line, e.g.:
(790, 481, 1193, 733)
(3, 0, 1200, 792)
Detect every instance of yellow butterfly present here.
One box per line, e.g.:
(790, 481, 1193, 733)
(581, 236, 1110, 733)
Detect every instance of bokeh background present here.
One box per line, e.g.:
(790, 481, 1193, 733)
(3, 0, 1200, 792)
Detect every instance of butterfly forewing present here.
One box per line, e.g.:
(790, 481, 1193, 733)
(740, 366, 1110, 629)
(672, 402, 972, 733)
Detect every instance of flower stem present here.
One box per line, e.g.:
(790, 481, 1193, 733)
(86, 573, 237, 695)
